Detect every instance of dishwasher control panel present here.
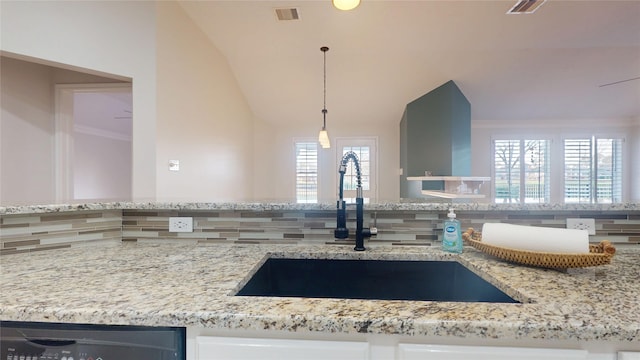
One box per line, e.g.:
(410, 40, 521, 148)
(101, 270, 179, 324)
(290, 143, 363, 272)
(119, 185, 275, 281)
(1, 321, 185, 360)
(5, 346, 104, 360)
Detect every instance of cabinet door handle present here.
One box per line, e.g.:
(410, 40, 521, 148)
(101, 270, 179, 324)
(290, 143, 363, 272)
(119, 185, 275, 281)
(26, 338, 77, 347)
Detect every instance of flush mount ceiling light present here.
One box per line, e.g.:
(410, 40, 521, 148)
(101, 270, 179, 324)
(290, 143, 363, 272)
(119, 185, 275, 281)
(318, 46, 331, 149)
(333, 0, 360, 11)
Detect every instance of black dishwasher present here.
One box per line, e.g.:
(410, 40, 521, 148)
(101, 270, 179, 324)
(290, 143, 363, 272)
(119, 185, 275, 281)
(0, 321, 185, 360)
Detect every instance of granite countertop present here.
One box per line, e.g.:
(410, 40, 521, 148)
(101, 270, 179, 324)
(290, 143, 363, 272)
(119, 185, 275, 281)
(2, 201, 639, 215)
(0, 242, 638, 344)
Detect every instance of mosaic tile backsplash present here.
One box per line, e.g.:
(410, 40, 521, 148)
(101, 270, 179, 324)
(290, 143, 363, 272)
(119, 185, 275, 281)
(1, 210, 122, 255)
(2, 206, 639, 255)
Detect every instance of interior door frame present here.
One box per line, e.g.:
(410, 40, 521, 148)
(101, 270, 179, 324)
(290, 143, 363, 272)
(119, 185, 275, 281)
(53, 83, 133, 202)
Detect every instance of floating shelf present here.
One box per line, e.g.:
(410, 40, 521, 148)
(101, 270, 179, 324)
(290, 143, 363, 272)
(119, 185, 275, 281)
(406, 176, 492, 182)
(406, 176, 491, 199)
(420, 190, 487, 199)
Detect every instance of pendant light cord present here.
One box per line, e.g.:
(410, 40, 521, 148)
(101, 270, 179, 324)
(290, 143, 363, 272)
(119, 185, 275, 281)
(321, 46, 329, 128)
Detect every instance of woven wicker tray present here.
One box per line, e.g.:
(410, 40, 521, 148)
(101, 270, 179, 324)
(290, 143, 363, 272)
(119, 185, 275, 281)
(462, 228, 615, 269)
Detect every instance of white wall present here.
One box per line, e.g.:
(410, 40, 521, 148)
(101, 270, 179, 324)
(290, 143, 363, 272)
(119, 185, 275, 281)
(2, 2, 635, 205)
(471, 118, 638, 203)
(253, 119, 400, 203)
(1, 1, 255, 203)
(155, 2, 254, 202)
(0, 58, 55, 205)
(1, 0, 157, 201)
(73, 132, 132, 201)
(632, 117, 640, 201)
(0, 57, 128, 206)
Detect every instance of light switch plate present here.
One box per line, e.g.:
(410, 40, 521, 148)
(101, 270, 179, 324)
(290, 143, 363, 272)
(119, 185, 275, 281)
(566, 218, 596, 235)
(169, 217, 193, 232)
(169, 160, 180, 171)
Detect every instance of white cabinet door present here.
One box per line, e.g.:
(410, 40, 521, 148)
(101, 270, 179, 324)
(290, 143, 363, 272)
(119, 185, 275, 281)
(196, 336, 369, 360)
(618, 352, 640, 360)
(398, 344, 588, 360)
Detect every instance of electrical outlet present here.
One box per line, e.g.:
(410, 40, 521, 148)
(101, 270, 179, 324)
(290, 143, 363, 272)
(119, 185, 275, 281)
(566, 218, 596, 235)
(169, 217, 193, 232)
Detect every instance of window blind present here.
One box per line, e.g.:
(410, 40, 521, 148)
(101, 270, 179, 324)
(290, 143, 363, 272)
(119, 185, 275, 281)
(564, 137, 622, 203)
(564, 139, 592, 203)
(494, 139, 549, 204)
(295, 142, 318, 203)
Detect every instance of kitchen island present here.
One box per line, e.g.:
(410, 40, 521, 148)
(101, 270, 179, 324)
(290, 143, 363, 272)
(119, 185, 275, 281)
(1, 241, 639, 359)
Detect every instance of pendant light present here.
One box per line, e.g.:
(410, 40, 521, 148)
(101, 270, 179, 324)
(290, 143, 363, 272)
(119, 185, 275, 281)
(333, 0, 360, 11)
(318, 46, 331, 149)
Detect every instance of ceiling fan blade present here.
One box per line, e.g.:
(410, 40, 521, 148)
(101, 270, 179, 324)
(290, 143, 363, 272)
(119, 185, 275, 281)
(598, 76, 640, 88)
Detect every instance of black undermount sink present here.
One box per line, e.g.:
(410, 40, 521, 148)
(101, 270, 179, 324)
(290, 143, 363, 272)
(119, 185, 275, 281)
(236, 258, 519, 303)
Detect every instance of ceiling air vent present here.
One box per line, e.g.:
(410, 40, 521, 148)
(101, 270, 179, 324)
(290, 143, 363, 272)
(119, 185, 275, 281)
(507, 0, 546, 14)
(275, 8, 300, 21)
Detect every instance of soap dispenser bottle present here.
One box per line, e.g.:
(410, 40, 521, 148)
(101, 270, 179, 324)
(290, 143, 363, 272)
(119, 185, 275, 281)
(443, 208, 463, 253)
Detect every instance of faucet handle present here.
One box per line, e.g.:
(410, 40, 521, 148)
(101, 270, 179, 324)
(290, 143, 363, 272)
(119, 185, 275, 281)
(369, 211, 378, 236)
(334, 228, 349, 239)
(361, 227, 377, 238)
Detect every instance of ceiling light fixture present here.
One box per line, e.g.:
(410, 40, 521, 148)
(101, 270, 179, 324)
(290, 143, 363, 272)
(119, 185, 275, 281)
(318, 46, 331, 149)
(333, 0, 360, 11)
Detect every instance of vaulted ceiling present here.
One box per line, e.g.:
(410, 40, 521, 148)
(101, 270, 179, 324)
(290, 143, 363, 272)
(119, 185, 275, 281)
(178, 0, 640, 127)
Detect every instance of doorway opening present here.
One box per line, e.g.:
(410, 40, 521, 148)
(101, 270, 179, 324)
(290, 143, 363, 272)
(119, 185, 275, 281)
(55, 84, 133, 202)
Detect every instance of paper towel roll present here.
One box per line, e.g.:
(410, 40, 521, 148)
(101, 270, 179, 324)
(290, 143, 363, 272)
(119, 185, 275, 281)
(481, 223, 590, 254)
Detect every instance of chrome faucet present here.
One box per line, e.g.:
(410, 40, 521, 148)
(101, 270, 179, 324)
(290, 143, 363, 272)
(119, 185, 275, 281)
(334, 151, 376, 251)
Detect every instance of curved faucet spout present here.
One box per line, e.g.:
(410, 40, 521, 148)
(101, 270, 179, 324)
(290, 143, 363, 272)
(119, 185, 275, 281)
(335, 151, 372, 251)
(338, 151, 362, 200)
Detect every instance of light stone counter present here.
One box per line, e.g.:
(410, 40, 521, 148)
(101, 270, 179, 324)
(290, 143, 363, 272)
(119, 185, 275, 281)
(2, 201, 639, 215)
(0, 242, 638, 345)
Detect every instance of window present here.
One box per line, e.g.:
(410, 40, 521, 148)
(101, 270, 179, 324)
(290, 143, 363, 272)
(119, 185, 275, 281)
(564, 137, 622, 203)
(342, 146, 370, 192)
(336, 138, 378, 203)
(295, 142, 318, 203)
(493, 139, 550, 204)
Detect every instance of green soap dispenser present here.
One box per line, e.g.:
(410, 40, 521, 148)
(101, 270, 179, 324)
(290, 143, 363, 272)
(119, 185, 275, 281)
(443, 208, 463, 253)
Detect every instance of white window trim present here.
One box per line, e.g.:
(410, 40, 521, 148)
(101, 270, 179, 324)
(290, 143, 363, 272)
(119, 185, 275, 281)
(293, 138, 322, 203)
(485, 124, 632, 204)
(491, 138, 551, 204)
(561, 135, 626, 204)
(334, 137, 379, 203)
